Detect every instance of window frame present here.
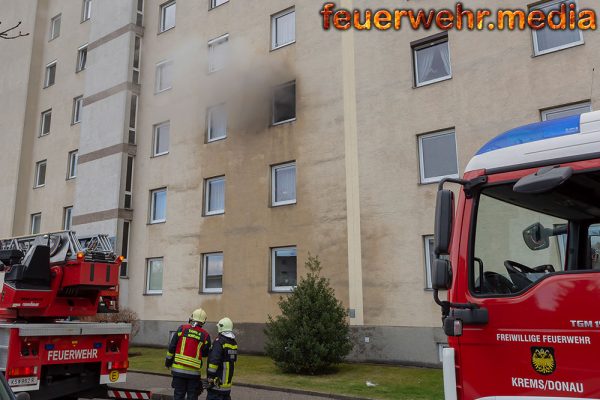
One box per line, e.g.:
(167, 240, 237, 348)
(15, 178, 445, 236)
(541, 101, 592, 121)
(271, 80, 297, 126)
(76, 44, 88, 72)
(412, 35, 452, 88)
(44, 61, 57, 88)
(418, 129, 459, 184)
(207, 34, 229, 73)
(34, 160, 47, 188)
(67, 150, 78, 180)
(205, 176, 225, 216)
(202, 252, 224, 293)
(145, 257, 164, 295)
(82, 0, 92, 22)
(63, 206, 73, 231)
(155, 60, 173, 93)
(531, 0, 584, 56)
(271, 7, 296, 50)
(49, 14, 61, 41)
(132, 36, 142, 84)
(124, 156, 134, 209)
(159, 0, 176, 33)
(136, 0, 144, 27)
(30, 213, 41, 235)
(271, 162, 297, 207)
(152, 121, 170, 157)
(72, 96, 83, 125)
(207, 104, 227, 142)
(271, 246, 297, 292)
(209, 0, 229, 10)
(40, 109, 52, 137)
(149, 188, 167, 224)
(423, 235, 435, 290)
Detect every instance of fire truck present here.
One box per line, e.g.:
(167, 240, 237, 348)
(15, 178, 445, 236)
(432, 110, 600, 399)
(0, 231, 131, 399)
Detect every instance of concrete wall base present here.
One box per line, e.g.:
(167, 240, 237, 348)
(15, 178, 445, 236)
(133, 320, 446, 367)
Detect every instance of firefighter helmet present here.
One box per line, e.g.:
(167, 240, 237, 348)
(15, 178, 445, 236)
(217, 317, 233, 333)
(190, 308, 208, 325)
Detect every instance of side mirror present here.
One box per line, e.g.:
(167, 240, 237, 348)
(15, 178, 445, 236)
(432, 258, 452, 290)
(523, 222, 550, 250)
(434, 189, 454, 256)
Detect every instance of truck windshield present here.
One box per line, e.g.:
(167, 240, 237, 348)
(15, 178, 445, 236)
(471, 171, 600, 296)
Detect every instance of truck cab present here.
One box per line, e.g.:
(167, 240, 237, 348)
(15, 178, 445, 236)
(432, 110, 600, 399)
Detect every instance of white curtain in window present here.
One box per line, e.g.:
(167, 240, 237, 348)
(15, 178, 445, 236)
(209, 106, 227, 139)
(157, 62, 173, 91)
(162, 3, 176, 30)
(209, 38, 228, 72)
(416, 47, 435, 84)
(275, 165, 296, 202)
(438, 42, 451, 77)
(148, 260, 164, 291)
(155, 123, 170, 154)
(275, 11, 295, 47)
(416, 41, 450, 84)
(153, 191, 167, 221)
(209, 179, 225, 212)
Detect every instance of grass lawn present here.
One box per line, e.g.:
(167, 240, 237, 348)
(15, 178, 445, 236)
(128, 347, 443, 400)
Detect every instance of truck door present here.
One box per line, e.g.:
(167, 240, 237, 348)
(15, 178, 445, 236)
(458, 177, 600, 399)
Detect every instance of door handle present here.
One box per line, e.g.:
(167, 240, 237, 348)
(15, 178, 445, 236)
(450, 307, 489, 325)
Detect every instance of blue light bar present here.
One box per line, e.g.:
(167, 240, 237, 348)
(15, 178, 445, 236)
(94, 342, 103, 349)
(44, 344, 55, 351)
(476, 114, 581, 155)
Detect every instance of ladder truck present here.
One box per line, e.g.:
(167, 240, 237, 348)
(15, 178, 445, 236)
(431, 110, 600, 399)
(0, 231, 132, 399)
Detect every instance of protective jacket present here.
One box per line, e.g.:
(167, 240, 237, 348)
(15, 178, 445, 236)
(166, 324, 211, 377)
(207, 333, 238, 392)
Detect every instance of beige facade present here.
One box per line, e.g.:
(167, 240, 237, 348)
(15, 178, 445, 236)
(1, 0, 598, 365)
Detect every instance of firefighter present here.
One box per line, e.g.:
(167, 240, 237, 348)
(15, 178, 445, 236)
(165, 308, 212, 400)
(206, 317, 238, 400)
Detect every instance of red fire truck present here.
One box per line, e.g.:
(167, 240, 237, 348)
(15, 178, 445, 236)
(0, 231, 132, 399)
(432, 110, 600, 399)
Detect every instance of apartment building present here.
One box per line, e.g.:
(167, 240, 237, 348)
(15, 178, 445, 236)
(0, 0, 598, 365)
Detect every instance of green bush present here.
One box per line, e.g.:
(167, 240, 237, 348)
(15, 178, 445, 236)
(265, 254, 353, 374)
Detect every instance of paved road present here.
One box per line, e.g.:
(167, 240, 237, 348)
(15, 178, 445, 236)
(104, 372, 326, 400)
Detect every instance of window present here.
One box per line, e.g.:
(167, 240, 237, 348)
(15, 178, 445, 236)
(210, 0, 228, 9)
(72, 96, 83, 124)
(207, 104, 227, 142)
(124, 156, 134, 209)
(208, 34, 228, 73)
(146, 258, 164, 294)
(120, 221, 131, 278)
(63, 207, 73, 230)
(76, 45, 88, 72)
(35, 160, 47, 188)
(205, 177, 225, 215)
(202, 253, 223, 293)
(50, 14, 61, 40)
(67, 150, 78, 179)
(45, 61, 56, 88)
(272, 247, 297, 291)
(413, 34, 451, 87)
(31, 214, 41, 235)
(272, 162, 296, 206)
(271, 8, 295, 49)
(155, 60, 173, 93)
(418, 130, 459, 184)
(40, 109, 52, 136)
(159, 0, 176, 32)
(541, 101, 592, 121)
(531, 0, 584, 55)
(150, 188, 167, 223)
(153, 122, 170, 156)
(82, 0, 92, 21)
(272, 81, 296, 125)
(472, 189, 567, 296)
(128, 94, 138, 144)
(136, 0, 144, 26)
(423, 236, 449, 290)
(132, 36, 142, 84)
